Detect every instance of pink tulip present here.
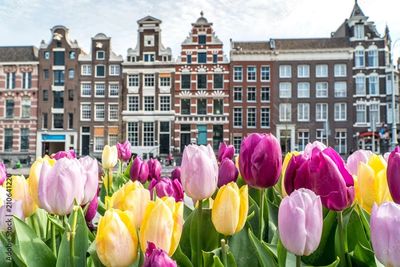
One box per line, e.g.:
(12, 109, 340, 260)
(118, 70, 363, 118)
(278, 189, 323, 256)
(171, 167, 181, 182)
(371, 202, 400, 267)
(143, 242, 177, 267)
(218, 158, 238, 187)
(239, 133, 282, 189)
(52, 149, 76, 160)
(0, 162, 6, 185)
(79, 156, 99, 205)
(38, 158, 85, 215)
(148, 158, 162, 180)
(130, 157, 149, 183)
(149, 178, 184, 202)
(218, 142, 235, 162)
(304, 141, 326, 157)
(181, 144, 218, 201)
(117, 140, 132, 162)
(346, 149, 373, 176)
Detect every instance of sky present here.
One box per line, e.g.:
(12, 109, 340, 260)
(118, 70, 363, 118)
(0, 0, 399, 58)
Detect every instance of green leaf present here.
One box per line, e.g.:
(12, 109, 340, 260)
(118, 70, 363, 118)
(248, 229, 278, 267)
(350, 243, 376, 267)
(56, 207, 89, 267)
(0, 232, 13, 267)
(172, 245, 193, 267)
(13, 216, 56, 267)
(180, 206, 195, 259)
(306, 257, 340, 267)
(347, 208, 371, 252)
(277, 236, 287, 267)
(230, 228, 259, 267)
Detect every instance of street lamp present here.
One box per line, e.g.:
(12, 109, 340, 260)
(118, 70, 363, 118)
(390, 39, 400, 150)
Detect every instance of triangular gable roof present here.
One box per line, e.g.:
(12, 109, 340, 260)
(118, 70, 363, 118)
(350, 0, 366, 18)
(137, 16, 162, 24)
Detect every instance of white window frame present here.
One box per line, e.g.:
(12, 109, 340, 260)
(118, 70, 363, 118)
(316, 64, 328, 78)
(355, 74, 366, 95)
(334, 64, 347, 77)
(160, 77, 171, 87)
(144, 53, 155, 62)
(144, 74, 155, 87)
(95, 65, 106, 78)
(261, 87, 270, 102)
(160, 95, 171, 111)
(334, 103, 347, 121)
(356, 104, 367, 123)
(81, 65, 92, 76)
(96, 50, 105, 60)
(108, 104, 118, 121)
(127, 122, 139, 146)
(95, 83, 105, 97)
(128, 95, 139, 111)
(297, 131, 309, 151)
(247, 87, 256, 102)
(279, 82, 292, 98)
(355, 46, 365, 68)
(94, 103, 105, 121)
(334, 82, 347, 97)
(80, 103, 91, 121)
(80, 83, 91, 97)
(335, 130, 347, 154)
(316, 103, 328, 122)
(94, 136, 105, 152)
(370, 103, 380, 124)
(297, 65, 310, 78)
(144, 96, 155, 111)
(279, 103, 291, 122)
(233, 87, 242, 102)
(368, 46, 378, 67)
(233, 66, 243, 81)
(109, 83, 119, 97)
(297, 103, 310, 122)
(143, 122, 155, 146)
(247, 66, 256, 81)
(297, 82, 310, 98)
(369, 74, 379, 96)
(261, 107, 270, 128)
(279, 65, 291, 78)
(233, 107, 242, 128)
(247, 107, 256, 128)
(261, 66, 270, 81)
(128, 74, 139, 87)
(316, 82, 328, 98)
(109, 65, 120, 76)
(355, 24, 364, 40)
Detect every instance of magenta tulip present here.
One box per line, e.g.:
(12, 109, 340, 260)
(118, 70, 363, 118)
(85, 195, 98, 223)
(130, 157, 149, 183)
(284, 147, 354, 211)
(346, 149, 373, 176)
(181, 144, 218, 201)
(143, 242, 177, 267)
(387, 146, 400, 203)
(239, 133, 282, 189)
(149, 178, 184, 202)
(171, 167, 181, 182)
(38, 158, 85, 215)
(117, 140, 132, 162)
(148, 158, 162, 180)
(52, 149, 76, 160)
(218, 142, 235, 162)
(279, 188, 323, 256)
(218, 158, 238, 187)
(0, 162, 6, 186)
(371, 202, 400, 267)
(79, 156, 99, 205)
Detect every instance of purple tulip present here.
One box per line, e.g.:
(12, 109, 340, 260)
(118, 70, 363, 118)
(239, 133, 282, 189)
(278, 188, 323, 256)
(218, 158, 238, 187)
(38, 158, 85, 215)
(371, 202, 400, 266)
(52, 149, 76, 160)
(130, 157, 149, 183)
(285, 147, 354, 211)
(116, 140, 132, 162)
(181, 144, 218, 201)
(149, 177, 184, 202)
(85, 195, 98, 223)
(148, 158, 162, 181)
(387, 146, 400, 203)
(143, 242, 177, 267)
(346, 149, 373, 176)
(303, 141, 326, 157)
(0, 162, 6, 186)
(171, 167, 181, 182)
(79, 156, 99, 205)
(218, 142, 235, 162)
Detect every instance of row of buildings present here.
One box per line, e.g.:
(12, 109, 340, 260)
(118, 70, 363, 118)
(0, 2, 399, 164)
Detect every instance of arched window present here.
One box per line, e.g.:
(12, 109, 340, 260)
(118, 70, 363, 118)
(368, 73, 379, 95)
(355, 46, 365, 67)
(368, 46, 378, 67)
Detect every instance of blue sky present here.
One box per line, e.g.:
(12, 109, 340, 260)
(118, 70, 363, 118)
(0, 0, 399, 58)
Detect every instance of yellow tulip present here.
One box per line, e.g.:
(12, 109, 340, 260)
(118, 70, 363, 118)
(211, 182, 248, 236)
(140, 197, 183, 256)
(281, 151, 300, 197)
(11, 175, 37, 217)
(96, 209, 138, 267)
(102, 145, 118, 169)
(111, 180, 150, 228)
(356, 154, 391, 213)
(28, 155, 56, 205)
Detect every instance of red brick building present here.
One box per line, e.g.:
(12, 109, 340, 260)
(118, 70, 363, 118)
(174, 12, 230, 152)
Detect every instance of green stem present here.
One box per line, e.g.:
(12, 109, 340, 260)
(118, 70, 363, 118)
(296, 255, 301, 267)
(197, 200, 203, 267)
(32, 214, 41, 238)
(259, 189, 266, 240)
(70, 207, 79, 267)
(221, 238, 229, 267)
(51, 216, 57, 256)
(108, 168, 112, 197)
(337, 211, 347, 267)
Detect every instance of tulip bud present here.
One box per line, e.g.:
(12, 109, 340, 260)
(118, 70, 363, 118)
(218, 158, 238, 187)
(102, 145, 118, 169)
(85, 195, 98, 223)
(218, 142, 235, 162)
(96, 209, 138, 267)
(116, 140, 132, 162)
(239, 133, 282, 189)
(371, 202, 400, 266)
(143, 242, 177, 267)
(281, 151, 300, 197)
(149, 178, 184, 202)
(130, 157, 149, 183)
(52, 149, 76, 160)
(112, 180, 150, 228)
(140, 197, 183, 256)
(148, 158, 162, 181)
(346, 149, 373, 176)
(0, 162, 7, 186)
(10, 175, 37, 217)
(181, 144, 218, 201)
(387, 146, 400, 204)
(279, 189, 323, 256)
(28, 156, 56, 205)
(303, 141, 326, 157)
(211, 182, 248, 236)
(38, 158, 85, 215)
(171, 167, 181, 182)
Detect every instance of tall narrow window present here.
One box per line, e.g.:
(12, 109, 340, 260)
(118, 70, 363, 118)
(6, 72, 16, 89)
(20, 128, 29, 151)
